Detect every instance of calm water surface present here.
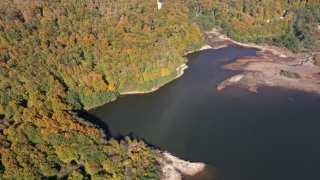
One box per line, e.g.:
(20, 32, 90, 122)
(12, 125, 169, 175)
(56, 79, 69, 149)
(89, 46, 320, 180)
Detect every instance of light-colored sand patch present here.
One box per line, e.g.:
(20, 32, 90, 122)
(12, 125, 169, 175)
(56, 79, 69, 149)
(198, 44, 212, 50)
(160, 162, 182, 180)
(159, 152, 206, 180)
(207, 28, 296, 60)
(279, 54, 288, 58)
(157, 0, 162, 10)
(163, 152, 206, 176)
(229, 75, 243, 83)
(184, 44, 212, 55)
(121, 64, 188, 95)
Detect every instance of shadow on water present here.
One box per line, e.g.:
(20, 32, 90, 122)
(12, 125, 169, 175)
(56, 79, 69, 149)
(79, 111, 112, 139)
(114, 131, 162, 150)
(80, 111, 162, 149)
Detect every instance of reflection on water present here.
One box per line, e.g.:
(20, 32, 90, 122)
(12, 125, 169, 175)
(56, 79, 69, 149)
(89, 47, 320, 180)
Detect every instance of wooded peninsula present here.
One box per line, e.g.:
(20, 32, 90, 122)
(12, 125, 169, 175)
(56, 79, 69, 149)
(0, 0, 319, 179)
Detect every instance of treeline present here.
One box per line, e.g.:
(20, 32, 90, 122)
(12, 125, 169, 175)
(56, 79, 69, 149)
(0, 0, 203, 179)
(167, 0, 320, 52)
(0, 0, 203, 114)
(1, 109, 161, 179)
(281, 4, 320, 52)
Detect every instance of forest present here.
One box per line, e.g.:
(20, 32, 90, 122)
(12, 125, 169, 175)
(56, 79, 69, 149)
(172, 0, 320, 52)
(0, 0, 319, 179)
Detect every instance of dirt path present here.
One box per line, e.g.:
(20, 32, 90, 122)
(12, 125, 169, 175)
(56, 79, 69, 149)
(205, 29, 320, 95)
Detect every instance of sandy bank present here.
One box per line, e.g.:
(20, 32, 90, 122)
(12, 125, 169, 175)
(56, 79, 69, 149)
(184, 44, 213, 56)
(158, 152, 206, 180)
(205, 29, 320, 95)
(120, 64, 188, 95)
(217, 56, 320, 95)
(205, 28, 311, 62)
(83, 64, 188, 111)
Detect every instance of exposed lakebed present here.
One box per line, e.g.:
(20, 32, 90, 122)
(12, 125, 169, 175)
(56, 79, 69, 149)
(89, 46, 320, 180)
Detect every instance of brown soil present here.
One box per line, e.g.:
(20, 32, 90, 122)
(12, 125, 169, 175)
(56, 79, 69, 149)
(206, 29, 320, 95)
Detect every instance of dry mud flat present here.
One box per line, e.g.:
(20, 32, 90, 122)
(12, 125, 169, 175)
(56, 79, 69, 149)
(218, 56, 320, 94)
(205, 29, 320, 95)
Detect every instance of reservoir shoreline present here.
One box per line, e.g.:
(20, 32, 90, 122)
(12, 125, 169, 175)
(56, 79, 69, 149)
(85, 28, 319, 111)
(119, 64, 188, 95)
(203, 29, 320, 95)
(158, 152, 206, 180)
(86, 29, 320, 179)
(83, 63, 189, 111)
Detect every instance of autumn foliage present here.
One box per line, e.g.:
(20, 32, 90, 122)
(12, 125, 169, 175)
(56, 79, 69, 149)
(0, 0, 319, 179)
(0, 0, 204, 179)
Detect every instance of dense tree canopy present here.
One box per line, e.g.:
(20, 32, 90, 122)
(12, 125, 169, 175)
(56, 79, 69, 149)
(0, 0, 203, 179)
(0, 0, 319, 179)
(164, 0, 320, 51)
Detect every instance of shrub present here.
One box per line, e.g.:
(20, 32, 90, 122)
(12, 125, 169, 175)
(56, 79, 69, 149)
(314, 54, 320, 67)
(280, 70, 301, 79)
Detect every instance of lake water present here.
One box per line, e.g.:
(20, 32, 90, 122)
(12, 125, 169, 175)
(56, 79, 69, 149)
(88, 46, 320, 180)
